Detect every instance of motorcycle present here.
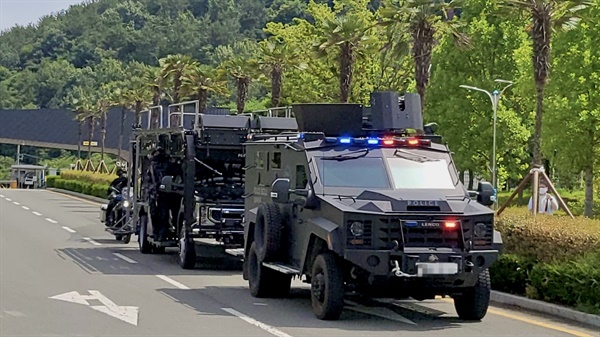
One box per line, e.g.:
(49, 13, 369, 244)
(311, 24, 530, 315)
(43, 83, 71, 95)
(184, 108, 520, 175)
(100, 186, 134, 243)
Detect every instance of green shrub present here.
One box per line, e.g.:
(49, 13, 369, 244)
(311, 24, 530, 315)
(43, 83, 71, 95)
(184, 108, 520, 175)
(528, 253, 600, 315)
(59, 170, 116, 185)
(45, 175, 59, 187)
(495, 208, 600, 263)
(490, 254, 536, 296)
(50, 178, 109, 199)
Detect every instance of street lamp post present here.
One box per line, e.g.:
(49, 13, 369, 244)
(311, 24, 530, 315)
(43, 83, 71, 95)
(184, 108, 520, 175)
(460, 79, 513, 206)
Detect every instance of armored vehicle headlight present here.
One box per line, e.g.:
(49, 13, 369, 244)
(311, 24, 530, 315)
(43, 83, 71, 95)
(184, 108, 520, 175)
(350, 221, 364, 236)
(474, 223, 487, 237)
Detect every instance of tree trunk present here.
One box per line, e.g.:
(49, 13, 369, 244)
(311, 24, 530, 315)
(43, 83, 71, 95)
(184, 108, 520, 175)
(339, 43, 354, 103)
(271, 65, 283, 107)
(87, 117, 94, 161)
(530, 11, 550, 168)
(584, 165, 594, 217)
(135, 101, 142, 125)
(117, 107, 125, 161)
(100, 113, 106, 161)
(237, 77, 250, 114)
(77, 121, 82, 160)
(151, 90, 160, 128)
(170, 78, 182, 127)
(412, 20, 434, 114)
(198, 89, 208, 114)
(467, 169, 474, 190)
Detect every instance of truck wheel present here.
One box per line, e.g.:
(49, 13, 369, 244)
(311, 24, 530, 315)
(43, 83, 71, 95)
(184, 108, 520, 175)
(122, 234, 131, 244)
(178, 224, 196, 269)
(248, 242, 292, 298)
(254, 203, 283, 262)
(138, 214, 152, 254)
(311, 252, 344, 320)
(454, 269, 491, 320)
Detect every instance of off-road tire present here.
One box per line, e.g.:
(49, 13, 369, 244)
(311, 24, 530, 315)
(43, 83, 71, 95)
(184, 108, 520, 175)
(311, 252, 345, 320)
(454, 269, 491, 321)
(254, 203, 283, 262)
(138, 214, 152, 254)
(122, 234, 131, 244)
(248, 242, 292, 298)
(178, 224, 196, 269)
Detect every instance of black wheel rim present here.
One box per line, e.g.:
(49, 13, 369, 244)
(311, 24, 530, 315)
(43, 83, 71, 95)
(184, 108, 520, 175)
(313, 271, 326, 304)
(179, 227, 186, 262)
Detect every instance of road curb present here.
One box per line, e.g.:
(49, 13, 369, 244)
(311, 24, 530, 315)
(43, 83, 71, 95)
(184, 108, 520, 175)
(47, 188, 108, 204)
(491, 290, 600, 328)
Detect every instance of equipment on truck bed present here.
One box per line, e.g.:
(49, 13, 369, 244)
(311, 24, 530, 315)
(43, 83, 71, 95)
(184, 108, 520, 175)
(125, 105, 298, 268)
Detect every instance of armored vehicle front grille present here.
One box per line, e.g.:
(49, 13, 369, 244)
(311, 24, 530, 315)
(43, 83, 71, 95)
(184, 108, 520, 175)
(378, 218, 462, 249)
(461, 218, 494, 248)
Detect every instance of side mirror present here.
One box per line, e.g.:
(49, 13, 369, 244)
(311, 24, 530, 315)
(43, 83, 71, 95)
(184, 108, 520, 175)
(159, 176, 174, 193)
(476, 182, 495, 206)
(271, 178, 291, 204)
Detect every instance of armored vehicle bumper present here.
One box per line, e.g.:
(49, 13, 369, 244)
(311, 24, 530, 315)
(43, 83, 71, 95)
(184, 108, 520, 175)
(345, 247, 498, 288)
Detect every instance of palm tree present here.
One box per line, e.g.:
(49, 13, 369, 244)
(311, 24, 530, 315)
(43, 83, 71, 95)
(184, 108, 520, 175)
(160, 54, 195, 127)
(220, 56, 260, 114)
(499, 0, 590, 167)
(182, 63, 229, 116)
(143, 66, 165, 128)
(109, 88, 131, 161)
(315, 14, 375, 103)
(71, 89, 96, 167)
(96, 94, 111, 163)
(379, 0, 469, 112)
(258, 39, 307, 107)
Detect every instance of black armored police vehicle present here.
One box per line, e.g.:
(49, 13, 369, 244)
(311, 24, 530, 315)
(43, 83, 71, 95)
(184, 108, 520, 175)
(124, 106, 297, 269)
(242, 91, 502, 321)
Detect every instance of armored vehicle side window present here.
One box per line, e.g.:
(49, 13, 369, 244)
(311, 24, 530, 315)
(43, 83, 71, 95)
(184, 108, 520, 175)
(255, 151, 266, 169)
(295, 165, 308, 189)
(271, 152, 282, 170)
(316, 157, 390, 189)
(386, 157, 455, 189)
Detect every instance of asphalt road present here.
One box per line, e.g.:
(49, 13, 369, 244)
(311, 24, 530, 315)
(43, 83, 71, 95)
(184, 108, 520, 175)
(0, 189, 597, 337)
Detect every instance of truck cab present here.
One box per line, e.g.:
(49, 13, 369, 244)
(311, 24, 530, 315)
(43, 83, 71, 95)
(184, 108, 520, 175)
(242, 92, 501, 321)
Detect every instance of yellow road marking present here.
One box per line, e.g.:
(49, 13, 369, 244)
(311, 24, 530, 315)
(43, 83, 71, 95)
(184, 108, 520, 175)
(45, 190, 101, 206)
(440, 297, 594, 337)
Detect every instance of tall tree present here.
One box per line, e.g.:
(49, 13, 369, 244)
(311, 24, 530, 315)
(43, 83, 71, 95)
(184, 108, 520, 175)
(220, 56, 260, 114)
(379, 0, 469, 112)
(257, 39, 307, 107)
(160, 54, 195, 127)
(499, 0, 591, 167)
(315, 13, 374, 103)
(182, 63, 229, 116)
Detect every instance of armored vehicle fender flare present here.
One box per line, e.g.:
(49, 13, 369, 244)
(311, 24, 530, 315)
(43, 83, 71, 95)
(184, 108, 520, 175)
(299, 217, 343, 275)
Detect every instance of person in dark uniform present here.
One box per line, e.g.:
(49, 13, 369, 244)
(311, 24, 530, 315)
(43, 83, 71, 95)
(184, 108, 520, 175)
(105, 169, 128, 227)
(147, 147, 170, 241)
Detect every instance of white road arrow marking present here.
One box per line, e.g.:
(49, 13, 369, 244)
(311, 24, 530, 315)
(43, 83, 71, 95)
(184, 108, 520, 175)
(49, 290, 138, 326)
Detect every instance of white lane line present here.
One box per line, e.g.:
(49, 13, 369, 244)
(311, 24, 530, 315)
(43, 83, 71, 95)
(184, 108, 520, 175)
(61, 226, 76, 233)
(6, 198, 12, 201)
(114, 253, 138, 264)
(32, 211, 42, 216)
(13, 201, 20, 205)
(83, 237, 101, 246)
(155, 275, 190, 290)
(45, 218, 58, 224)
(0, 194, 4, 198)
(22, 206, 30, 210)
(221, 308, 294, 337)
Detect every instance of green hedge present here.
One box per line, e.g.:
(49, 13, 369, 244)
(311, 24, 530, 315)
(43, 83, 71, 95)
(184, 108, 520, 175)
(491, 253, 600, 315)
(47, 176, 109, 199)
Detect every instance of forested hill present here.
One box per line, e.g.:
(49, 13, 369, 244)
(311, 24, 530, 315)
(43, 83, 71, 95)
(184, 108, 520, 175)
(0, 0, 356, 109)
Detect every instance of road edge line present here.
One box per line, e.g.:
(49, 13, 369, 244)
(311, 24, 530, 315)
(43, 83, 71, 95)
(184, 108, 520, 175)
(61, 226, 76, 233)
(221, 307, 294, 337)
(491, 291, 600, 329)
(83, 237, 102, 246)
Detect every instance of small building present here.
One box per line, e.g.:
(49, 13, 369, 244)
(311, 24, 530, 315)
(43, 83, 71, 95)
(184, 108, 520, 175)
(11, 164, 46, 189)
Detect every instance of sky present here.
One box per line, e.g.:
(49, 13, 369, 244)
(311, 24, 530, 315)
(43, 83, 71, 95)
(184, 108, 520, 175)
(0, 0, 85, 32)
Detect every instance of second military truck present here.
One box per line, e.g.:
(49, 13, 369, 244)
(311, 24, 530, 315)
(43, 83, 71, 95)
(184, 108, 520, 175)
(242, 92, 502, 321)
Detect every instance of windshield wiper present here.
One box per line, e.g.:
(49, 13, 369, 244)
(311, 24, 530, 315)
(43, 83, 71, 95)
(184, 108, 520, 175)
(322, 148, 370, 161)
(393, 149, 439, 162)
